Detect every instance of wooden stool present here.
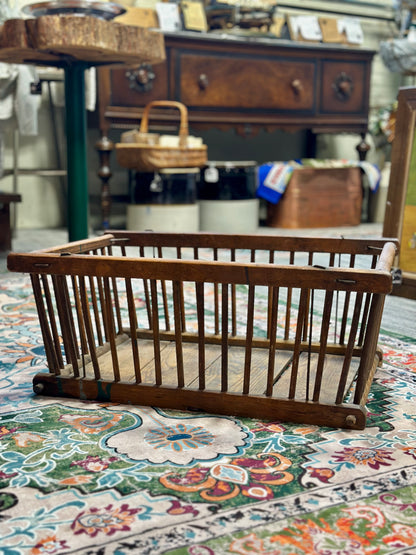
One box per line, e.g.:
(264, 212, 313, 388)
(0, 193, 22, 252)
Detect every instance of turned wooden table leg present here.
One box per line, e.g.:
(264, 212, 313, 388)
(356, 132, 370, 161)
(356, 131, 371, 223)
(96, 135, 113, 231)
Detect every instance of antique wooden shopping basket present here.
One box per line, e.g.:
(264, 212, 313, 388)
(115, 100, 207, 171)
(7, 232, 398, 429)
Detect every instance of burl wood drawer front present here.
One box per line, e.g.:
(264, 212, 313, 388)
(177, 53, 316, 111)
(320, 61, 368, 114)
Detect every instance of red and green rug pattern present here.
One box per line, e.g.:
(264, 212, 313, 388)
(0, 274, 415, 554)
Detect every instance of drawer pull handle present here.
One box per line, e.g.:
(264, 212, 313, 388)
(198, 74, 209, 90)
(333, 72, 354, 101)
(125, 64, 156, 93)
(291, 79, 303, 94)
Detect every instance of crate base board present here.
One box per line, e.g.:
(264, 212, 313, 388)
(32, 373, 367, 429)
(32, 338, 370, 429)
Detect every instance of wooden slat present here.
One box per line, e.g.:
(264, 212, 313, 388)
(112, 276, 123, 334)
(79, 275, 101, 380)
(41, 274, 64, 370)
(305, 288, 314, 401)
(266, 249, 275, 339)
(353, 293, 385, 405)
(133, 328, 366, 358)
(150, 279, 162, 385)
(358, 254, 379, 345)
(121, 243, 141, 383)
(8, 253, 394, 294)
(357, 291, 371, 346)
(231, 249, 237, 336)
(34, 234, 114, 254)
(288, 288, 309, 399)
(140, 245, 152, 328)
(243, 284, 255, 394)
(213, 248, 220, 335)
(196, 281, 205, 390)
(62, 274, 81, 364)
(339, 254, 355, 345)
(30, 274, 61, 374)
(52, 275, 79, 376)
(160, 279, 170, 330)
(105, 230, 398, 257)
(266, 286, 279, 396)
(71, 276, 88, 356)
(221, 282, 229, 392)
(125, 277, 141, 383)
(108, 242, 123, 334)
(284, 251, 295, 340)
(336, 292, 363, 404)
(176, 247, 187, 332)
(312, 290, 334, 402)
(89, 276, 104, 346)
(173, 280, 184, 388)
(95, 275, 110, 343)
(302, 253, 314, 342)
(103, 276, 120, 382)
(158, 247, 171, 331)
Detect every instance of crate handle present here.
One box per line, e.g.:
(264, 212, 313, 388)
(140, 100, 189, 148)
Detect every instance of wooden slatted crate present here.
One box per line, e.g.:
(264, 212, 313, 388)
(7, 232, 398, 429)
(266, 167, 362, 228)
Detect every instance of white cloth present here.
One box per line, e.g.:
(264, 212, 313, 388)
(0, 63, 40, 176)
(50, 67, 97, 112)
(0, 62, 18, 120)
(0, 62, 17, 178)
(85, 67, 96, 112)
(15, 65, 40, 136)
(0, 62, 40, 134)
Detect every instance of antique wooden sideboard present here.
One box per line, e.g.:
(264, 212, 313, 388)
(96, 31, 375, 227)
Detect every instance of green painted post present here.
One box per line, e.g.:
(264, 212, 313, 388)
(64, 62, 89, 242)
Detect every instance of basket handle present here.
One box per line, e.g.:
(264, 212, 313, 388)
(140, 100, 189, 147)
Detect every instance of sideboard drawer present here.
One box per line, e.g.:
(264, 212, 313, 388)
(110, 63, 168, 107)
(177, 52, 316, 111)
(320, 60, 369, 114)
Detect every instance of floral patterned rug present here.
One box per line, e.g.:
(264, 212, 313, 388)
(0, 272, 416, 554)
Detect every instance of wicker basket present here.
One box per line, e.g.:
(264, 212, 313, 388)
(115, 100, 208, 171)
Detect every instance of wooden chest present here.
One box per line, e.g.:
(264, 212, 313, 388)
(266, 167, 362, 228)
